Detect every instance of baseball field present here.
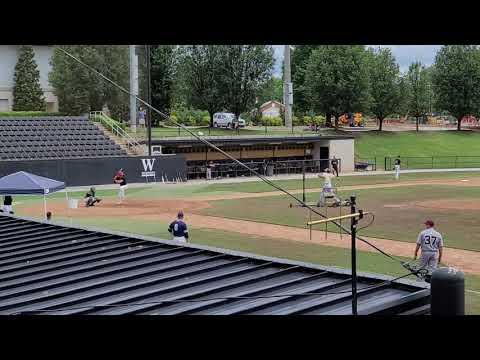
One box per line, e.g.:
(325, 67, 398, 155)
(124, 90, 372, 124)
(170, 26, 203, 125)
(12, 170, 480, 314)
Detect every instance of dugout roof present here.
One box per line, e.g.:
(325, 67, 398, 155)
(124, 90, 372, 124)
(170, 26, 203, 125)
(152, 134, 354, 147)
(0, 215, 430, 315)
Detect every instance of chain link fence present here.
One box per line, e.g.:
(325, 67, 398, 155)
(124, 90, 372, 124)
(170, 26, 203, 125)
(384, 156, 480, 170)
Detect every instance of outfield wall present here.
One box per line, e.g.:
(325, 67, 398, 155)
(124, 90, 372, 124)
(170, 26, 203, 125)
(0, 155, 187, 186)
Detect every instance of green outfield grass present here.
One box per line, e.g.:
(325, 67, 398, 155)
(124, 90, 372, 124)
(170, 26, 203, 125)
(198, 184, 480, 251)
(355, 131, 480, 159)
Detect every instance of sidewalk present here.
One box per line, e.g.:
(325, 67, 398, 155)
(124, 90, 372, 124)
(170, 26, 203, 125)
(62, 167, 480, 193)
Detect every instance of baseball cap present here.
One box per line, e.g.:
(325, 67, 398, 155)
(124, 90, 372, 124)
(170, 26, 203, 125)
(424, 219, 434, 227)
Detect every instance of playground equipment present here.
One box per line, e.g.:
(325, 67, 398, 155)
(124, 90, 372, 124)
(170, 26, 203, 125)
(339, 113, 363, 126)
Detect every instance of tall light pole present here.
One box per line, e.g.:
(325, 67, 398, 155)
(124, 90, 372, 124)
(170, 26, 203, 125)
(283, 45, 293, 128)
(129, 45, 138, 133)
(146, 44, 152, 156)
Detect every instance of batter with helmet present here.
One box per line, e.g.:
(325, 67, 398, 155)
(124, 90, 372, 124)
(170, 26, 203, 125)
(317, 168, 342, 207)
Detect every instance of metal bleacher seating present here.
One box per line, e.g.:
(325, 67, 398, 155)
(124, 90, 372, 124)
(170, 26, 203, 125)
(0, 116, 128, 161)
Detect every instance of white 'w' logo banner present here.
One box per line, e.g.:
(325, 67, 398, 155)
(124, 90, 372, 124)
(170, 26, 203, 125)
(141, 158, 156, 172)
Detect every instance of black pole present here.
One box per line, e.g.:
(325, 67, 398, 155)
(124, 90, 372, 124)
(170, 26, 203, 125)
(146, 44, 152, 156)
(350, 195, 358, 316)
(302, 162, 306, 203)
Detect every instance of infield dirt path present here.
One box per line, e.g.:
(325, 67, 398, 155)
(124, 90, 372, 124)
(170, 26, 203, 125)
(153, 213, 480, 275)
(20, 175, 480, 275)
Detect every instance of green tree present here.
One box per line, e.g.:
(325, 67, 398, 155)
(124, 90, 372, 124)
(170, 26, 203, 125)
(291, 45, 318, 115)
(305, 45, 370, 128)
(177, 45, 226, 127)
(49, 45, 129, 119)
(366, 47, 400, 131)
(217, 45, 274, 120)
(12, 45, 46, 111)
(397, 74, 410, 118)
(258, 76, 283, 104)
(406, 62, 430, 131)
(150, 45, 178, 124)
(432, 45, 480, 130)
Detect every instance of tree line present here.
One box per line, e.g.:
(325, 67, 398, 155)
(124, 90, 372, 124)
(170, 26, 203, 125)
(292, 45, 480, 131)
(48, 45, 275, 127)
(13, 45, 480, 132)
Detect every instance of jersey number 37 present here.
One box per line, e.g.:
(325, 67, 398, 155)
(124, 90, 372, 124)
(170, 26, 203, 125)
(424, 235, 437, 246)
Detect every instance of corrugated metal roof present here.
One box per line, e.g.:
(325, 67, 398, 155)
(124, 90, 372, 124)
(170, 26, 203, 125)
(0, 215, 430, 315)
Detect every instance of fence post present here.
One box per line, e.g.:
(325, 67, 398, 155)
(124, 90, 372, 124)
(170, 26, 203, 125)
(432, 156, 434, 169)
(384, 157, 387, 171)
(178, 126, 181, 136)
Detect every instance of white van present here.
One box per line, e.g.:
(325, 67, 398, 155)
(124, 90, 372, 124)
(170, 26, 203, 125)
(213, 112, 246, 128)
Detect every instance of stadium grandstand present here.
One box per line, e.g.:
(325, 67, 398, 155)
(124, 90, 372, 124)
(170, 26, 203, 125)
(0, 116, 127, 160)
(0, 215, 430, 315)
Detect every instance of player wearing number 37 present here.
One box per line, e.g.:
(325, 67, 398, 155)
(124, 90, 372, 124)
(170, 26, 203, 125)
(414, 219, 443, 270)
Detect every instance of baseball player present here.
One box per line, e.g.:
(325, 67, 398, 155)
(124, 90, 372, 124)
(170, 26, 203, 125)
(206, 161, 215, 180)
(84, 187, 102, 207)
(414, 219, 443, 271)
(394, 156, 401, 180)
(2, 195, 14, 214)
(331, 156, 339, 177)
(317, 168, 341, 207)
(113, 169, 128, 204)
(168, 211, 189, 243)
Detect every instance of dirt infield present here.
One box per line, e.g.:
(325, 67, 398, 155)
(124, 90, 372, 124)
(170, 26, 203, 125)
(21, 198, 211, 219)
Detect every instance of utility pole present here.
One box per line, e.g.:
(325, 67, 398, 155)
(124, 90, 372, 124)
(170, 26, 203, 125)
(129, 45, 138, 133)
(146, 44, 152, 156)
(283, 45, 293, 128)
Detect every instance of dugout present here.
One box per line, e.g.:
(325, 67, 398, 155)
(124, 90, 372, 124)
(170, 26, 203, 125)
(152, 134, 355, 179)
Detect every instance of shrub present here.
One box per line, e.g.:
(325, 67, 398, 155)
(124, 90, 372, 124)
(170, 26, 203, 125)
(313, 115, 326, 125)
(261, 116, 283, 126)
(302, 115, 312, 125)
(199, 114, 211, 126)
(292, 115, 303, 126)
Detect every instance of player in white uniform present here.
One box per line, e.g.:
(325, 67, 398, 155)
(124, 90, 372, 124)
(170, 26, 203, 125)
(317, 168, 341, 207)
(414, 219, 443, 270)
(394, 157, 401, 180)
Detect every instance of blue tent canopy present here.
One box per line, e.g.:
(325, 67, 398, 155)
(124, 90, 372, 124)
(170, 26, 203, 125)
(0, 171, 65, 195)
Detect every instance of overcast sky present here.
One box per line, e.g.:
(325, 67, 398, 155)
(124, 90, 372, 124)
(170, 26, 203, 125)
(272, 45, 441, 77)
